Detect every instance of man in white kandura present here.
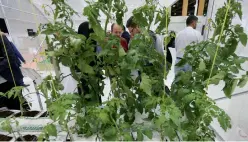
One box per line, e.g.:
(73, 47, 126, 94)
(175, 15, 203, 74)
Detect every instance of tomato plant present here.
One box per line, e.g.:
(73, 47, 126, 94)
(1, 0, 247, 141)
(38, 0, 248, 141)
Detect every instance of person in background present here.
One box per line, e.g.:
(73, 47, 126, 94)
(77, 21, 102, 103)
(121, 25, 130, 44)
(10, 42, 26, 66)
(126, 16, 164, 55)
(126, 16, 167, 94)
(0, 33, 29, 110)
(0, 32, 26, 66)
(175, 15, 202, 73)
(111, 23, 128, 52)
(166, 31, 176, 65)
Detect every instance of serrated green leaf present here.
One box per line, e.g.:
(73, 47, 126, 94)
(223, 79, 238, 98)
(206, 43, 218, 60)
(176, 58, 187, 67)
(123, 132, 133, 141)
(234, 25, 243, 33)
(230, 66, 239, 74)
(217, 111, 231, 131)
(208, 71, 226, 85)
(182, 93, 196, 104)
(169, 107, 182, 126)
(0, 92, 4, 97)
(103, 126, 117, 140)
(107, 66, 116, 76)
(238, 76, 248, 88)
(99, 111, 110, 123)
(45, 124, 57, 137)
(199, 60, 206, 71)
(119, 46, 126, 57)
(140, 73, 152, 96)
(154, 115, 166, 128)
(78, 61, 95, 75)
(137, 129, 144, 141)
(143, 129, 153, 139)
(239, 33, 247, 46)
(1, 119, 12, 133)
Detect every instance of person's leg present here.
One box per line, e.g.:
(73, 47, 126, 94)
(174, 58, 183, 75)
(0, 82, 30, 110)
(0, 82, 12, 108)
(175, 58, 192, 75)
(0, 82, 17, 109)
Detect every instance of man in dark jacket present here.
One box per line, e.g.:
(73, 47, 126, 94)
(0, 34, 27, 110)
(10, 42, 26, 66)
(121, 25, 130, 44)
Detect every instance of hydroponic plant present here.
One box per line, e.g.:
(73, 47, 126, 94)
(1, 0, 247, 141)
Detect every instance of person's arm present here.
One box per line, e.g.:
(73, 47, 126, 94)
(10, 42, 26, 63)
(0, 35, 17, 73)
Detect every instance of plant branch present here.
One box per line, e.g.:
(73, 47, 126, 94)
(205, 0, 232, 89)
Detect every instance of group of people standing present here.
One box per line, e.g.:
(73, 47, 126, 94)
(78, 15, 202, 74)
(78, 16, 175, 65)
(0, 15, 202, 110)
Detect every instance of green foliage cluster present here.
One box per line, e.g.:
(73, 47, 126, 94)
(38, 0, 248, 141)
(171, 0, 248, 140)
(1, 0, 247, 141)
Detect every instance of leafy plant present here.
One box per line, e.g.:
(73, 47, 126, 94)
(1, 0, 246, 141)
(171, 0, 248, 140)
(0, 86, 27, 113)
(39, 0, 248, 140)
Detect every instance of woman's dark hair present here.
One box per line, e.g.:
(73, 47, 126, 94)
(126, 16, 137, 28)
(78, 21, 97, 47)
(78, 21, 94, 39)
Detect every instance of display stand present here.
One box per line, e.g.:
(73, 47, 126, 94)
(20, 68, 43, 110)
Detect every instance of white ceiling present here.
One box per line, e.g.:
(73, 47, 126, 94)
(0, 0, 178, 62)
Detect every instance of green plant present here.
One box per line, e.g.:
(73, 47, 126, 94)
(0, 87, 26, 114)
(0, 118, 25, 141)
(171, 0, 248, 140)
(1, 0, 246, 141)
(39, 0, 248, 141)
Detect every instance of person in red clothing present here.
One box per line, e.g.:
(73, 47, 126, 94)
(111, 23, 128, 52)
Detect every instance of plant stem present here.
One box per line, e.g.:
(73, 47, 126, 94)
(163, 8, 169, 98)
(65, 123, 74, 141)
(110, 114, 120, 134)
(205, 0, 231, 89)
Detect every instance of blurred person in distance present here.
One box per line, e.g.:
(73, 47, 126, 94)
(0, 32, 26, 66)
(121, 25, 130, 44)
(0, 31, 29, 110)
(111, 23, 128, 52)
(175, 15, 203, 74)
(126, 16, 164, 56)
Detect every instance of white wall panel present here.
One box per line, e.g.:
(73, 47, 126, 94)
(212, 93, 248, 141)
(4, 7, 48, 24)
(1, 0, 44, 15)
